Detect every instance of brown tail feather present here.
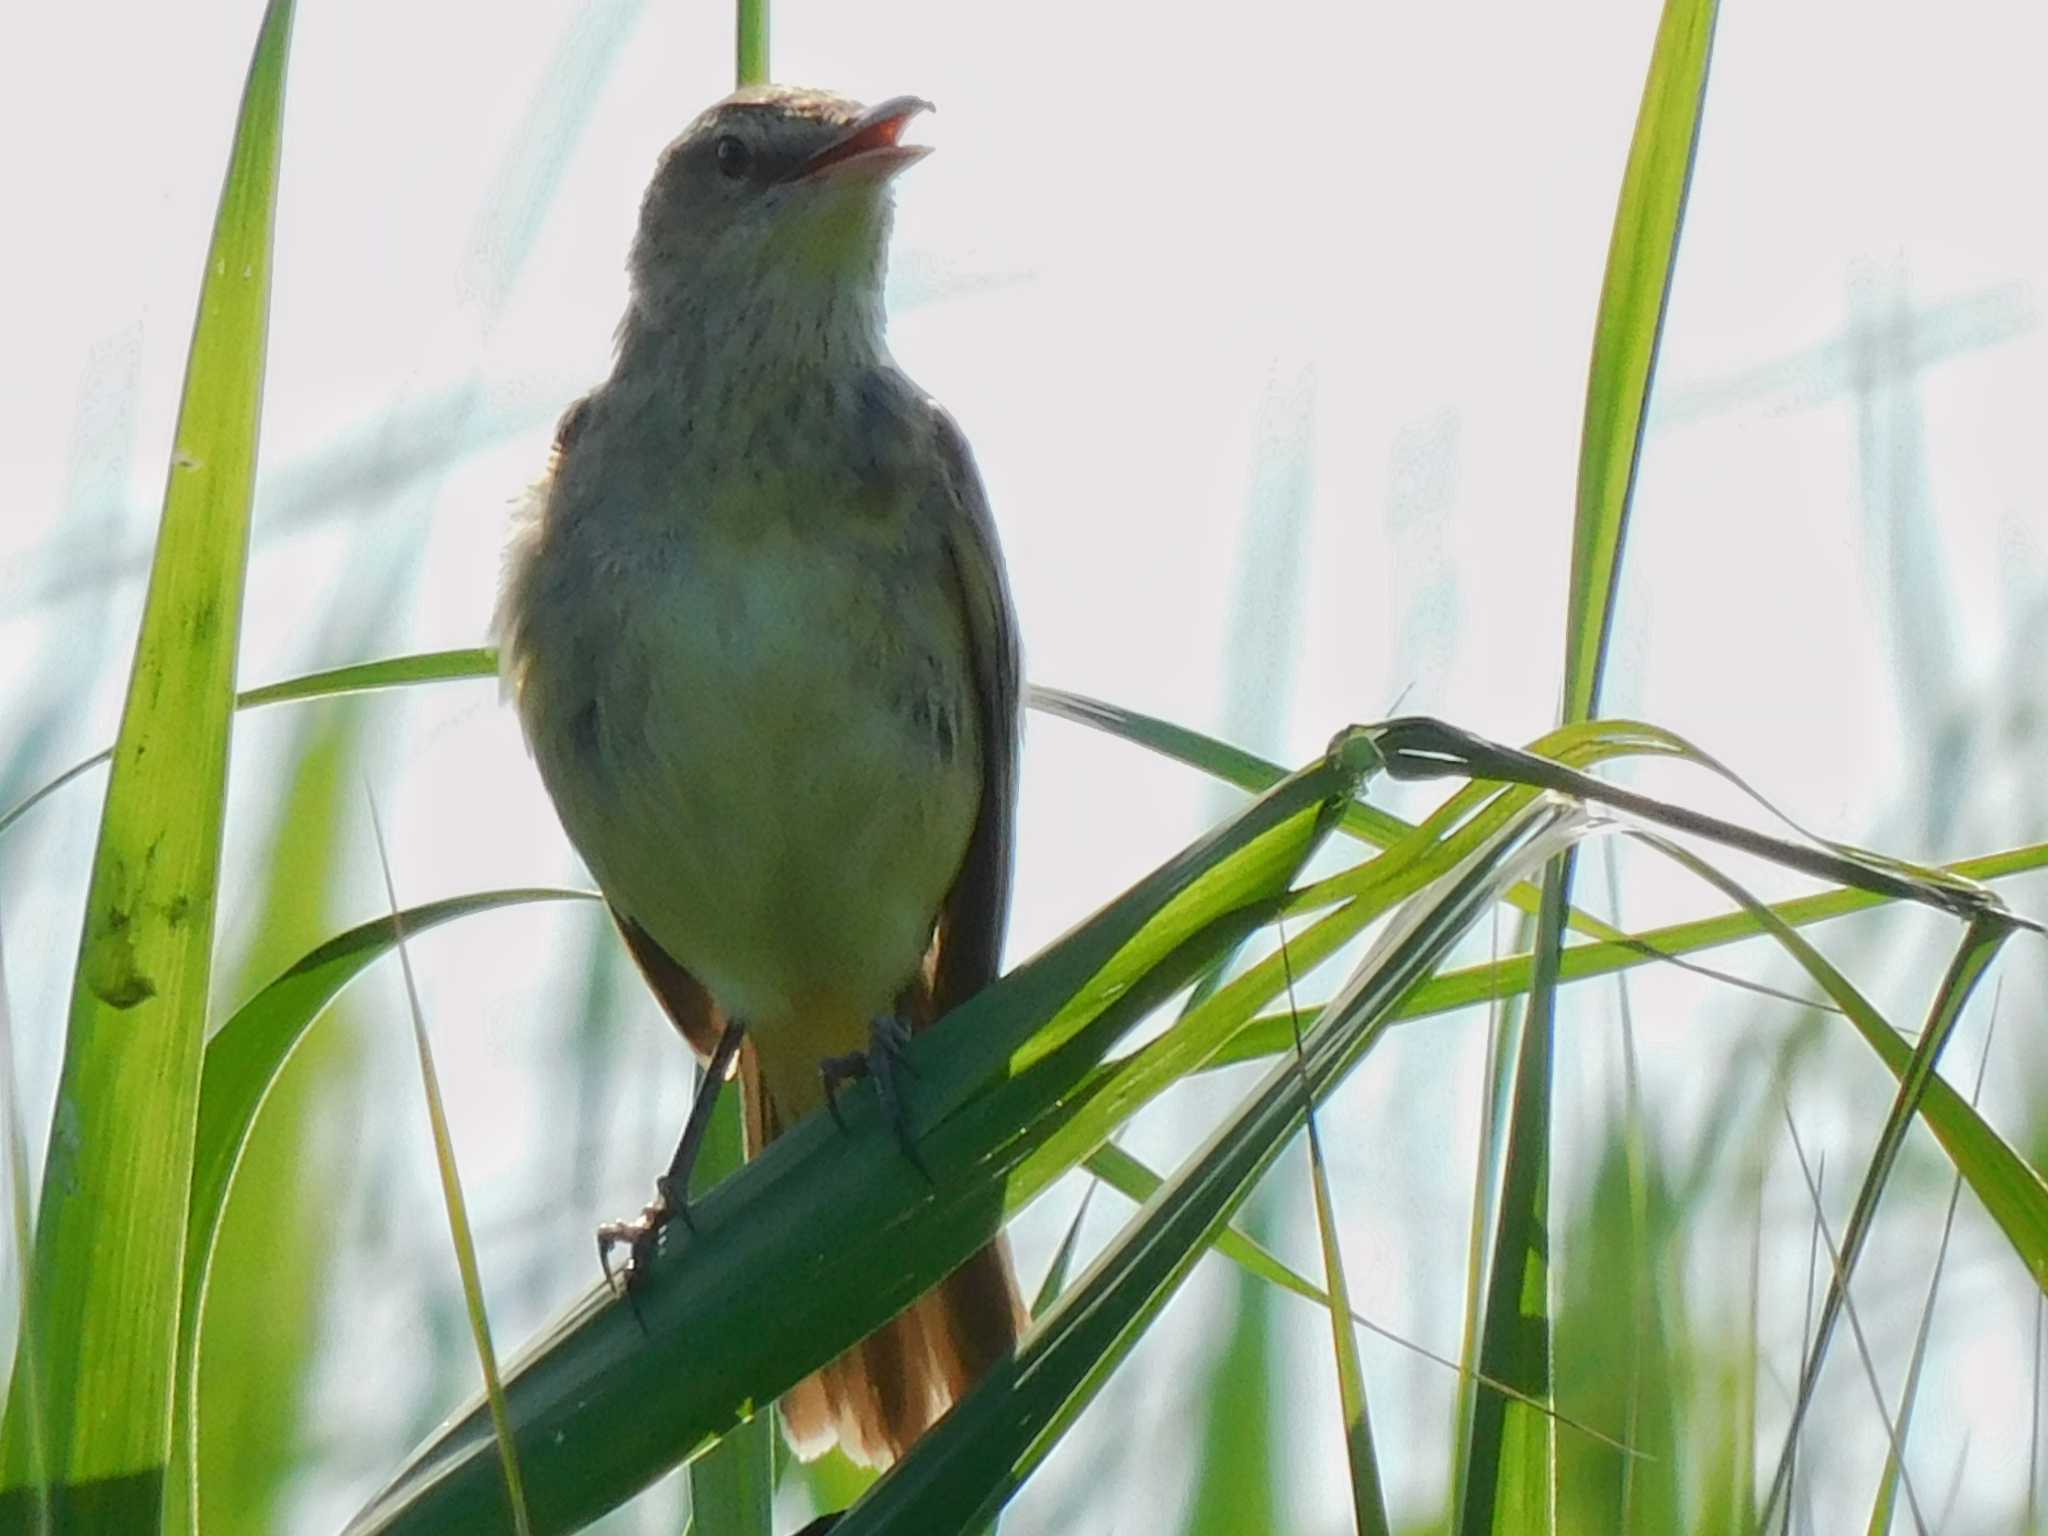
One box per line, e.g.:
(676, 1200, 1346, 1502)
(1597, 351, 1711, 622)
(743, 1047, 1025, 1468)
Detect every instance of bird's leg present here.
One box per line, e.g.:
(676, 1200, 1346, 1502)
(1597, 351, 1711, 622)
(599, 1016, 748, 1293)
(819, 1011, 930, 1180)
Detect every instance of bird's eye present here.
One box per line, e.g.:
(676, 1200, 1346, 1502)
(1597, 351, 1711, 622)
(714, 134, 751, 179)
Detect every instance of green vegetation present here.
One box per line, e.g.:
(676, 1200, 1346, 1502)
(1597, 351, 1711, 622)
(4, 1, 2044, 1532)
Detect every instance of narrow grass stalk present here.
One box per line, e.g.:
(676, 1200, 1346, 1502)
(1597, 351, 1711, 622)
(1779, 1112, 1929, 1536)
(1758, 913, 2015, 1527)
(1284, 925, 1393, 1535)
(1863, 1016, 1993, 1536)
(0, 947, 48, 1535)
(736, 0, 769, 86)
(367, 796, 531, 1536)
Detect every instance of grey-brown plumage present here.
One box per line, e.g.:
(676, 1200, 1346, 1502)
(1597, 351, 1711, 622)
(496, 85, 1025, 1467)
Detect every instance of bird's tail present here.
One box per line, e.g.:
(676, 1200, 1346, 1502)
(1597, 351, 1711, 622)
(740, 1043, 1026, 1469)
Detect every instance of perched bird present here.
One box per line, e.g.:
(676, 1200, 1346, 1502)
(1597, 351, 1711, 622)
(495, 85, 1025, 1468)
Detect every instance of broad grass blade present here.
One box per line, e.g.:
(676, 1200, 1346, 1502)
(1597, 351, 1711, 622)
(0, 5, 298, 1526)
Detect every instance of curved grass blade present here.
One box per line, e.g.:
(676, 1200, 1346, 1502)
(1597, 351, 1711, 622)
(239, 647, 497, 710)
(1563, 0, 1720, 716)
(1505, 716, 2006, 916)
(168, 695, 371, 1536)
(367, 800, 531, 1536)
(0, 5, 298, 1524)
(0, 662, 1237, 845)
(0, 648, 498, 842)
(1036, 691, 1646, 957)
(339, 740, 1365, 1533)
(1290, 984, 1392, 1535)
(1155, 824, 2048, 1312)
(1385, 840, 2043, 1026)
(1030, 1174, 1101, 1318)
(0, 756, 110, 845)
(175, 886, 591, 1507)
(1031, 687, 1415, 855)
(1786, 1154, 1826, 1533)
(1864, 1011, 1995, 1536)
(1857, 1155, 1953, 1536)
(1376, 717, 2030, 930)
(1194, 839, 2037, 1066)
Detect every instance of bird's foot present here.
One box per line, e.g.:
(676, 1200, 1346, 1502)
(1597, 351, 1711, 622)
(597, 1174, 690, 1298)
(820, 1012, 930, 1180)
(597, 1016, 746, 1309)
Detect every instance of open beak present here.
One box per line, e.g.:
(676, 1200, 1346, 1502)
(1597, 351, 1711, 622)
(788, 95, 934, 184)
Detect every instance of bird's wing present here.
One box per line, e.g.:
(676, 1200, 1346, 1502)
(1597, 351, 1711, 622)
(612, 907, 725, 1061)
(921, 401, 1022, 1022)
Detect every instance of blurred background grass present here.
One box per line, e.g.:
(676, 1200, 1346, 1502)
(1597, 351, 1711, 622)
(4, 1, 2048, 1531)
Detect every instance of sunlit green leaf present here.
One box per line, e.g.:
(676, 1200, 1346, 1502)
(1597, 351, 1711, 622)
(0, 7, 298, 1526)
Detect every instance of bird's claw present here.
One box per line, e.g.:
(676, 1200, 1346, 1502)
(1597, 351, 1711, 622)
(597, 1175, 690, 1304)
(819, 1013, 930, 1180)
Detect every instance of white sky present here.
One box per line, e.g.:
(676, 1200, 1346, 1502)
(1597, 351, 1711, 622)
(3, 1, 2047, 1531)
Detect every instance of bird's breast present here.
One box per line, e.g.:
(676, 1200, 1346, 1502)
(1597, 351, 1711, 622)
(515, 496, 982, 1039)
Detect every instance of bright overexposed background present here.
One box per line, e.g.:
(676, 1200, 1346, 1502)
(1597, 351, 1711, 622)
(4, 2, 2046, 1531)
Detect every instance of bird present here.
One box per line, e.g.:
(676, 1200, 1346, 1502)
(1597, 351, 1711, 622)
(494, 84, 1026, 1469)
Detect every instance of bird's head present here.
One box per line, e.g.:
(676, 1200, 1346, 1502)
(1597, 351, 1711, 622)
(627, 86, 932, 333)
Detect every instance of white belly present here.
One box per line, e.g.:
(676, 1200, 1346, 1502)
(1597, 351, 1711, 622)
(514, 517, 982, 1045)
